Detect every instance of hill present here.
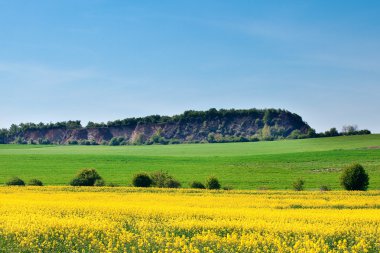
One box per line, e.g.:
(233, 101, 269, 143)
(0, 134, 379, 189)
(0, 108, 312, 145)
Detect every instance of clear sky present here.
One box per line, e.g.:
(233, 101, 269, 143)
(0, 1, 379, 133)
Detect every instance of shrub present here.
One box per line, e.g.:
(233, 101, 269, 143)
(94, 179, 106, 186)
(168, 139, 181, 144)
(132, 173, 152, 187)
(288, 130, 302, 139)
(293, 178, 305, 191)
(150, 171, 170, 188)
(107, 182, 117, 187)
(28, 179, 43, 186)
(165, 178, 181, 188)
(109, 137, 126, 146)
(340, 164, 369, 191)
(79, 139, 98, 145)
(6, 177, 25, 186)
(150, 171, 180, 188)
(109, 137, 120, 146)
(70, 177, 91, 186)
(205, 176, 221, 190)
(190, 181, 205, 189)
(70, 168, 102, 186)
(320, 185, 331, 191)
(68, 140, 78, 145)
(37, 138, 51, 145)
(222, 185, 233, 191)
(14, 137, 27, 144)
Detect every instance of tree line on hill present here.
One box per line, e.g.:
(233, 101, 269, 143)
(0, 108, 371, 145)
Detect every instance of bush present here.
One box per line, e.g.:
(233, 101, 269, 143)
(205, 176, 221, 190)
(28, 179, 43, 186)
(190, 181, 205, 189)
(79, 139, 98, 145)
(340, 164, 369, 191)
(150, 171, 170, 188)
(109, 137, 126, 146)
(101, 140, 109, 145)
(165, 178, 181, 188)
(320, 185, 331, 191)
(5, 177, 25, 186)
(70, 177, 91, 186)
(70, 168, 102, 186)
(150, 171, 181, 188)
(37, 138, 51, 145)
(132, 173, 152, 187)
(293, 178, 305, 191)
(288, 130, 302, 139)
(94, 179, 106, 186)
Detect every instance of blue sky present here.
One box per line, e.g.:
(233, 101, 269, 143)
(0, 1, 379, 132)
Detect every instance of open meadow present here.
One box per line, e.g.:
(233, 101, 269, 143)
(0, 187, 379, 252)
(1, 135, 380, 189)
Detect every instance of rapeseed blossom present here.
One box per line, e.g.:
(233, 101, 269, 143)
(0, 187, 379, 252)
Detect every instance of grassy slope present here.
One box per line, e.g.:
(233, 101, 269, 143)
(0, 135, 379, 189)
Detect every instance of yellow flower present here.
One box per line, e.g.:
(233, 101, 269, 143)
(0, 187, 379, 252)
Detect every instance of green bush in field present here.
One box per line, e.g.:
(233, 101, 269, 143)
(132, 173, 152, 187)
(150, 171, 181, 188)
(28, 179, 43, 186)
(320, 185, 331, 191)
(6, 177, 25, 186)
(165, 178, 181, 188)
(190, 181, 205, 189)
(70, 168, 102, 186)
(70, 178, 90, 186)
(340, 164, 369, 191)
(94, 179, 106, 187)
(205, 176, 221, 190)
(292, 178, 304, 191)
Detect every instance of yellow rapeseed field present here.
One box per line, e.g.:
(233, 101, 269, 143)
(0, 187, 379, 253)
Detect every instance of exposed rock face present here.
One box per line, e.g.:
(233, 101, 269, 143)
(3, 108, 312, 144)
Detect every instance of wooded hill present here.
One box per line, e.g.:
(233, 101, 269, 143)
(0, 108, 313, 145)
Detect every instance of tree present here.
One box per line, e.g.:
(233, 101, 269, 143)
(190, 181, 205, 189)
(150, 171, 181, 188)
(342, 125, 358, 135)
(207, 133, 215, 143)
(132, 173, 152, 187)
(324, 127, 339, 137)
(307, 128, 317, 138)
(28, 179, 43, 186)
(263, 109, 277, 125)
(0, 129, 8, 144)
(94, 179, 106, 186)
(340, 164, 369, 191)
(288, 130, 302, 139)
(70, 169, 102, 186)
(205, 176, 221, 190)
(261, 125, 273, 140)
(6, 177, 25, 186)
(109, 137, 121, 146)
(292, 178, 305, 191)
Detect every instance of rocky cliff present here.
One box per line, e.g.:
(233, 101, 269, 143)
(1, 108, 313, 145)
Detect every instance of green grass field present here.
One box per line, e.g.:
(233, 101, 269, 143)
(1, 134, 379, 189)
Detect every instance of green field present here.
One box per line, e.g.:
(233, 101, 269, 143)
(1, 135, 379, 189)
